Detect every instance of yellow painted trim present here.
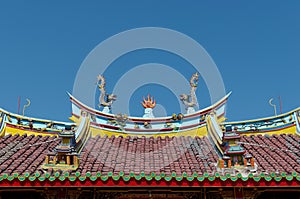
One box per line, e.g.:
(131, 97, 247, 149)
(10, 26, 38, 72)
(0, 124, 6, 137)
(0, 108, 73, 125)
(4, 126, 57, 137)
(224, 107, 300, 125)
(69, 115, 79, 123)
(90, 125, 208, 138)
(240, 125, 297, 137)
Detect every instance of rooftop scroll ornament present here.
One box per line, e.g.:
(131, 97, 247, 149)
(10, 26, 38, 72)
(96, 75, 117, 113)
(180, 72, 199, 114)
(141, 94, 156, 118)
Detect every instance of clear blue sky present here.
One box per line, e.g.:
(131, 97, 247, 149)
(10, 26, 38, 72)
(0, 1, 299, 122)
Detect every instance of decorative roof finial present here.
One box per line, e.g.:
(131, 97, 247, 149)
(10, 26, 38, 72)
(141, 94, 156, 109)
(96, 75, 117, 113)
(180, 72, 199, 114)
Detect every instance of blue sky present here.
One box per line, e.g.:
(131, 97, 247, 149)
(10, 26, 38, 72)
(0, 1, 299, 122)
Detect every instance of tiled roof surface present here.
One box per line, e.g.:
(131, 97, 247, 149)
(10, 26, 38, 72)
(241, 134, 300, 174)
(78, 135, 219, 177)
(0, 134, 60, 176)
(0, 133, 299, 182)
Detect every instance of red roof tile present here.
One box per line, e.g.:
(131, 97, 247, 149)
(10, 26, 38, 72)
(241, 134, 300, 174)
(0, 133, 299, 180)
(0, 134, 60, 176)
(78, 135, 219, 176)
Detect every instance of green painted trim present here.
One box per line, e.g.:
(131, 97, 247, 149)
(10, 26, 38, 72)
(140, 172, 144, 177)
(7, 176, 14, 181)
(90, 176, 97, 181)
(86, 172, 91, 177)
(100, 176, 108, 181)
(45, 173, 50, 178)
(187, 176, 194, 181)
(18, 176, 25, 181)
(286, 176, 293, 181)
(59, 176, 66, 181)
(253, 176, 261, 182)
(230, 176, 237, 182)
(275, 176, 282, 182)
(175, 176, 183, 181)
(107, 172, 112, 177)
(75, 171, 81, 177)
(154, 176, 161, 181)
(220, 176, 227, 181)
(54, 172, 60, 178)
(112, 175, 120, 181)
(171, 172, 176, 177)
(164, 176, 172, 181)
(264, 176, 272, 182)
(150, 172, 155, 177)
(208, 176, 215, 181)
(29, 176, 36, 181)
(79, 176, 86, 181)
(122, 176, 130, 181)
(145, 176, 153, 181)
(3, 174, 8, 179)
(197, 176, 205, 181)
(38, 176, 46, 181)
(241, 177, 248, 181)
(68, 176, 76, 182)
(215, 173, 220, 177)
(134, 175, 141, 181)
(49, 176, 56, 181)
(96, 172, 101, 177)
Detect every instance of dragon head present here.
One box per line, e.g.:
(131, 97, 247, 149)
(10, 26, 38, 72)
(107, 94, 117, 102)
(180, 94, 189, 101)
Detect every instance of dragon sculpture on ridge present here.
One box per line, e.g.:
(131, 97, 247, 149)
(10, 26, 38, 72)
(180, 72, 199, 114)
(96, 75, 117, 112)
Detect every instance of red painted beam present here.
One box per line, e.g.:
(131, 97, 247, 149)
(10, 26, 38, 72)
(0, 178, 298, 187)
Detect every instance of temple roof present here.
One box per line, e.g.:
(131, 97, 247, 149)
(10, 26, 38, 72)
(0, 133, 299, 186)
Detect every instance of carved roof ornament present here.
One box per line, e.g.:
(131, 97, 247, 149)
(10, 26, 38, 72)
(180, 72, 199, 114)
(141, 94, 156, 109)
(96, 74, 117, 113)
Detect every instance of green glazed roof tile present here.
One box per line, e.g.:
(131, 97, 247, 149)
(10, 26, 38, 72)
(79, 176, 86, 181)
(154, 176, 161, 181)
(100, 176, 108, 181)
(90, 176, 97, 181)
(7, 176, 14, 181)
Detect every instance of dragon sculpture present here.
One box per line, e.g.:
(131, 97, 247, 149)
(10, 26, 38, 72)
(180, 72, 199, 114)
(96, 75, 117, 113)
